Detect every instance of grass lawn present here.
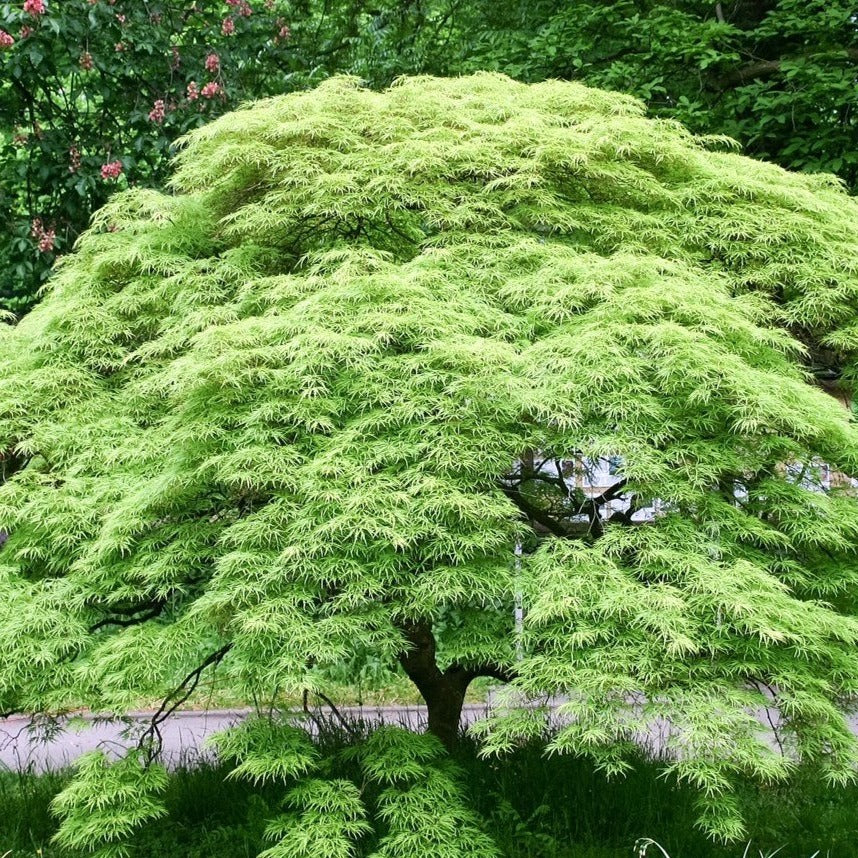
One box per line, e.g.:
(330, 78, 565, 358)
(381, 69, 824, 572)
(0, 727, 855, 857)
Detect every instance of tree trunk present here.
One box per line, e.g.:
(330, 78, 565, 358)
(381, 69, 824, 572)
(397, 620, 472, 751)
(422, 670, 470, 751)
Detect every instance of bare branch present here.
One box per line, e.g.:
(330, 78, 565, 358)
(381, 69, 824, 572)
(719, 49, 858, 89)
(89, 601, 166, 633)
(312, 690, 358, 736)
(138, 644, 232, 762)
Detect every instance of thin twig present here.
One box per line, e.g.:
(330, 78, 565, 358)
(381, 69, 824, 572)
(313, 690, 357, 736)
(138, 644, 232, 762)
(302, 688, 325, 735)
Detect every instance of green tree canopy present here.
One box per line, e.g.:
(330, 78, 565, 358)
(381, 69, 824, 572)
(2, 74, 858, 850)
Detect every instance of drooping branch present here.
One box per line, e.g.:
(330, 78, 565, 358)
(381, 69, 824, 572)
(89, 600, 166, 633)
(304, 688, 358, 736)
(138, 644, 231, 762)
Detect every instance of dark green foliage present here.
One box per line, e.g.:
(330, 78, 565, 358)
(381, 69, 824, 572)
(0, 0, 298, 314)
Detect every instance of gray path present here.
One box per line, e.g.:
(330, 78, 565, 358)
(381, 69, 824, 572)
(0, 705, 490, 772)
(2, 704, 855, 773)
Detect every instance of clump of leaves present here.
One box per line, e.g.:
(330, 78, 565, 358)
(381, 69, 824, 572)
(51, 751, 168, 858)
(2, 74, 858, 852)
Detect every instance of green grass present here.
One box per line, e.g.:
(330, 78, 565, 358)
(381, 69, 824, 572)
(0, 727, 855, 858)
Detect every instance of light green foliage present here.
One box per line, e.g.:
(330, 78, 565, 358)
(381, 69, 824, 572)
(51, 751, 168, 858)
(356, 728, 500, 857)
(1, 74, 858, 847)
(261, 778, 371, 858)
(209, 717, 320, 785)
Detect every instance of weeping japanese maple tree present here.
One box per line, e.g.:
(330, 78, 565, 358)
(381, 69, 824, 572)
(2, 74, 858, 852)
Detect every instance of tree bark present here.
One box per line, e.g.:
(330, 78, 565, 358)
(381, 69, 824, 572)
(397, 620, 472, 751)
(718, 49, 858, 90)
(422, 669, 470, 751)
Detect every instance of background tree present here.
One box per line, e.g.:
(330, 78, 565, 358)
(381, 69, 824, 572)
(451, 0, 858, 188)
(0, 0, 299, 314)
(2, 1, 856, 314)
(2, 75, 858, 851)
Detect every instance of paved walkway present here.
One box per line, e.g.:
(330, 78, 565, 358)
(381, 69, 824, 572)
(3, 703, 854, 773)
(0, 705, 491, 772)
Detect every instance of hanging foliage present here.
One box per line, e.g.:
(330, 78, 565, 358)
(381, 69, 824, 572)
(2, 74, 858, 849)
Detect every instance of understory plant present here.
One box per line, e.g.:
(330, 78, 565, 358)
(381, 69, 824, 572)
(1, 74, 858, 853)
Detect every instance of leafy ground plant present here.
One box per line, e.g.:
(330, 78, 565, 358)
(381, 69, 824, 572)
(0, 734, 856, 857)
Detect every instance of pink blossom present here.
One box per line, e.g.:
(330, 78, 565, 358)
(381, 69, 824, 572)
(79, 51, 94, 70)
(0, 30, 13, 48)
(201, 81, 221, 99)
(31, 218, 55, 253)
(114, 41, 125, 51)
(170, 45, 181, 70)
(205, 52, 220, 73)
(186, 80, 199, 101)
(100, 160, 123, 180)
(38, 229, 55, 252)
(148, 99, 166, 124)
(23, 0, 45, 16)
(19, 25, 33, 37)
(115, 12, 126, 24)
(68, 146, 81, 173)
(221, 16, 235, 35)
